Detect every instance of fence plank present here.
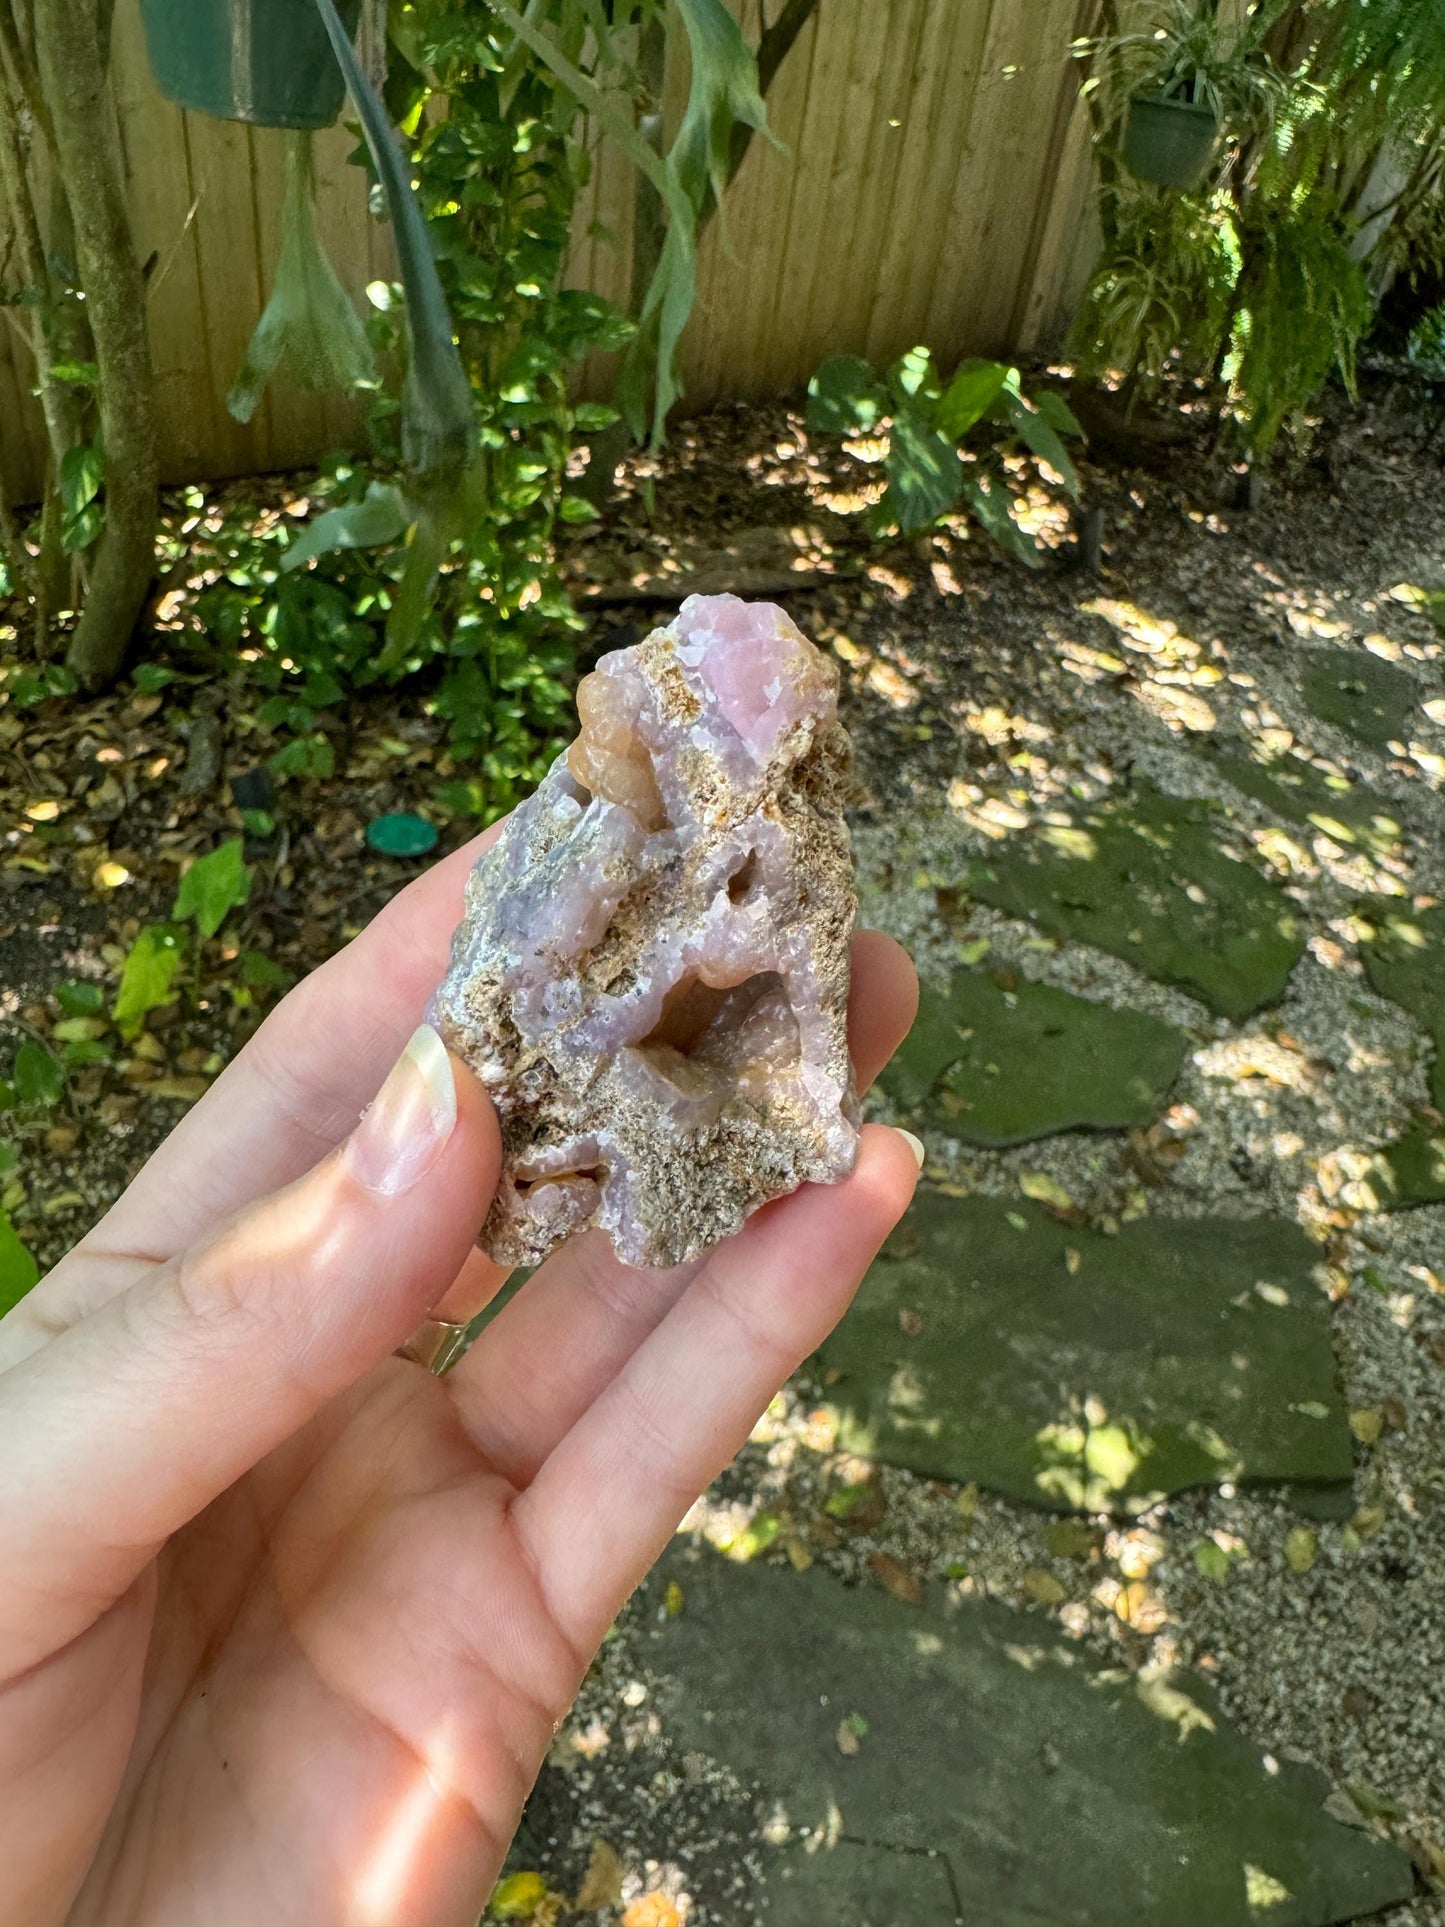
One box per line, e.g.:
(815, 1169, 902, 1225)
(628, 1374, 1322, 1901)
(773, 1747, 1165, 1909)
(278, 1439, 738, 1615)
(0, 0, 1102, 502)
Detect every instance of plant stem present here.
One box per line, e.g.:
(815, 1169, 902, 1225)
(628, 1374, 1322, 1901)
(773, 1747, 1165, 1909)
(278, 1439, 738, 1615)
(33, 0, 157, 688)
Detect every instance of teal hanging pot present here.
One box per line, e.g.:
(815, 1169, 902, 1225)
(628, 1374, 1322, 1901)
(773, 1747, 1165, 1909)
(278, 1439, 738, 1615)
(1123, 95, 1221, 190)
(139, 0, 362, 130)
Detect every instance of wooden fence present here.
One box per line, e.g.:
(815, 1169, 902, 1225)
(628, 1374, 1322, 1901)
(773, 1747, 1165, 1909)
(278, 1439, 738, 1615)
(0, 0, 1102, 503)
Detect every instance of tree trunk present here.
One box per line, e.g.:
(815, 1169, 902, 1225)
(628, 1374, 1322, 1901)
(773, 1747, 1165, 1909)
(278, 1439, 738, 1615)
(33, 0, 156, 689)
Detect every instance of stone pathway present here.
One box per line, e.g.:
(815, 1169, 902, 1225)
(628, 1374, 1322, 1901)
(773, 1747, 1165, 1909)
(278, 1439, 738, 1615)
(495, 411, 1445, 1923)
(634, 1546, 1415, 1926)
(819, 1191, 1354, 1514)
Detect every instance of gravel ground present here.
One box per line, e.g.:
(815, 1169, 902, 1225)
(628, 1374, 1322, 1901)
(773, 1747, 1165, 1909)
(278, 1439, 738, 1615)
(529, 380, 1445, 1920)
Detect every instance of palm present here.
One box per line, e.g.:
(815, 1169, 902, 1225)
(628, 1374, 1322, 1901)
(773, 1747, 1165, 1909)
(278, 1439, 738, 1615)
(76, 1360, 569, 1927)
(0, 837, 917, 1927)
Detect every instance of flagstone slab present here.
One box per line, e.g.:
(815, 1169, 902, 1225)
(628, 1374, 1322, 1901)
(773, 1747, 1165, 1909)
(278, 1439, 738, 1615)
(966, 785, 1304, 1020)
(1366, 1123, 1445, 1209)
(820, 1192, 1354, 1514)
(879, 969, 1187, 1146)
(1209, 747, 1404, 858)
(643, 1548, 1414, 1926)
(1300, 646, 1420, 750)
(759, 1840, 959, 1924)
(1357, 900, 1445, 1108)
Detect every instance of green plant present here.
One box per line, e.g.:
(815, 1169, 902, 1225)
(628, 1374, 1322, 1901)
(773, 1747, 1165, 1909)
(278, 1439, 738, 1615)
(1071, 190, 1241, 394)
(1228, 205, 1373, 452)
(1075, 0, 1445, 456)
(113, 837, 255, 1038)
(1078, 0, 1291, 157)
(0, 0, 158, 686)
(806, 348, 1083, 561)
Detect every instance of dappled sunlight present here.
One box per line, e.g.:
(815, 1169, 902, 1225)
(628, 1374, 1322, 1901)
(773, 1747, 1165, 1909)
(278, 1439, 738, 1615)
(1134, 1671, 1216, 1743)
(1244, 1863, 1293, 1912)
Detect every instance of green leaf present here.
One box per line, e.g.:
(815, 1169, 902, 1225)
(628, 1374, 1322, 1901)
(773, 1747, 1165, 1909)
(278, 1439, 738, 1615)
(1035, 389, 1085, 440)
(310, 4, 472, 477)
(489, 0, 699, 447)
(1193, 1539, 1231, 1582)
(935, 359, 1011, 440)
(113, 924, 184, 1039)
(173, 838, 252, 940)
(238, 949, 292, 991)
(806, 355, 887, 436)
(880, 398, 961, 535)
(55, 980, 103, 1018)
(59, 442, 103, 520)
(132, 663, 177, 693)
(13, 1039, 64, 1108)
(891, 344, 938, 400)
(573, 401, 620, 432)
(61, 1039, 109, 1068)
(62, 500, 104, 555)
(228, 131, 375, 423)
(1001, 390, 1080, 497)
(489, 1871, 555, 1919)
(268, 734, 335, 781)
(48, 358, 99, 388)
(0, 1210, 39, 1315)
(959, 470, 1040, 567)
(281, 482, 413, 572)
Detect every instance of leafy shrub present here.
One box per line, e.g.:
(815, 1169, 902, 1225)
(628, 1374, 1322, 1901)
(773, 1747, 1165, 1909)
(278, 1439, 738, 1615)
(806, 348, 1083, 560)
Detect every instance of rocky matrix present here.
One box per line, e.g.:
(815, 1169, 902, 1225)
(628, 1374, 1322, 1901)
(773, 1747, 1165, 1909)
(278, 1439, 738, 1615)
(432, 593, 861, 1269)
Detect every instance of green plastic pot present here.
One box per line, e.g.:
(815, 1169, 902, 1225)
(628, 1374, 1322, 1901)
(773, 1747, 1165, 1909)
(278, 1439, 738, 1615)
(1123, 95, 1221, 190)
(140, 0, 362, 129)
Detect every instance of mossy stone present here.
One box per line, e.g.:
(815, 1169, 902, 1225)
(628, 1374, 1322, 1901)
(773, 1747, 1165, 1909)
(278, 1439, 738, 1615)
(881, 969, 1186, 1145)
(967, 785, 1304, 1020)
(1299, 646, 1419, 749)
(820, 1191, 1354, 1514)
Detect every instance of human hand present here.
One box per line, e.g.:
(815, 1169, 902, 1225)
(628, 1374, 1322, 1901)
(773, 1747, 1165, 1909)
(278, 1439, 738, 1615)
(0, 829, 919, 1927)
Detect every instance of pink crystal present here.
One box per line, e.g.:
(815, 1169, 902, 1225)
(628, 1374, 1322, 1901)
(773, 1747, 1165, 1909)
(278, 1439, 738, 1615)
(432, 594, 860, 1269)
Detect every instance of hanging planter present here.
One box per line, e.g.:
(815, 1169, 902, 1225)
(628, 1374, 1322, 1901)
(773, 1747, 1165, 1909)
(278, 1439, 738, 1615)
(1123, 94, 1222, 191)
(139, 0, 363, 130)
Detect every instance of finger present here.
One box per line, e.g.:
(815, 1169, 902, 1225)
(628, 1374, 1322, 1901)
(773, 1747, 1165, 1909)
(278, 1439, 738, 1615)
(510, 1124, 919, 1651)
(80, 827, 504, 1263)
(447, 930, 919, 1482)
(0, 1032, 500, 1672)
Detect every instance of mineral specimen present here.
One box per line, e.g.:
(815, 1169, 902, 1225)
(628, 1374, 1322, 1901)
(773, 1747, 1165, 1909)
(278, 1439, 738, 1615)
(432, 593, 860, 1269)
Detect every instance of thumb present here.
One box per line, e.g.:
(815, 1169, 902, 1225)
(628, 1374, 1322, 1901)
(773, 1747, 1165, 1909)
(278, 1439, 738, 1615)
(0, 1026, 500, 1664)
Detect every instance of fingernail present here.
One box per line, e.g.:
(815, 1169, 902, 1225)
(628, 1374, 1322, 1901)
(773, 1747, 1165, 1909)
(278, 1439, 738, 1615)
(896, 1129, 926, 1170)
(346, 1025, 457, 1197)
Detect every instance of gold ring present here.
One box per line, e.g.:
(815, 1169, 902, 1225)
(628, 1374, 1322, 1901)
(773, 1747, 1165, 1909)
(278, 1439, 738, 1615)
(394, 1317, 472, 1376)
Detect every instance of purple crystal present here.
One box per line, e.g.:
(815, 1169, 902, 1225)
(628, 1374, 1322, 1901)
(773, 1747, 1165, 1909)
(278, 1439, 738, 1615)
(432, 593, 860, 1269)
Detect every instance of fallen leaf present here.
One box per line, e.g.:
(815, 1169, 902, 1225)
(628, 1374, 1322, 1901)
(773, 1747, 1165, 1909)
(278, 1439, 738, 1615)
(148, 1076, 210, 1102)
(1285, 1527, 1317, 1573)
(1350, 1504, 1387, 1539)
(1381, 1398, 1408, 1432)
(1043, 1519, 1096, 1561)
(1019, 1171, 1074, 1212)
(489, 1870, 555, 1919)
(898, 1306, 924, 1336)
(662, 1581, 685, 1619)
(1021, 1568, 1066, 1605)
(574, 1840, 625, 1910)
(836, 1711, 869, 1756)
(1349, 1408, 1383, 1445)
(867, 1551, 921, 1604)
